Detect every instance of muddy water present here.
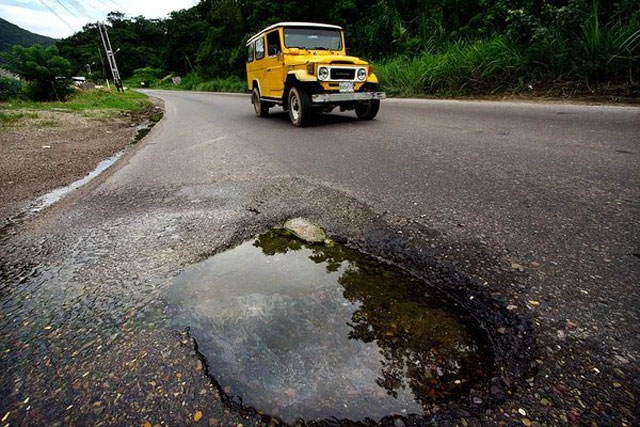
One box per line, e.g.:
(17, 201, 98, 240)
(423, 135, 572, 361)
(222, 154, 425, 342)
(169, 230, 492, 423)
(31, 151, 123, 213)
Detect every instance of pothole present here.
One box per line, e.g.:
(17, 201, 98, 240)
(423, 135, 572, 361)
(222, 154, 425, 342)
(168, 228, 494, 424)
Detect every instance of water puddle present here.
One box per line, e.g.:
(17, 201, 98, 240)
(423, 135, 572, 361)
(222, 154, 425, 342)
(31, 152, 123, 213)
(131, 122, 153, 144)
(169, 229, 492, 424)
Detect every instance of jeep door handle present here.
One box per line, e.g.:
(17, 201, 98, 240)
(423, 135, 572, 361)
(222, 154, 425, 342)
(266, 68, 272, 71)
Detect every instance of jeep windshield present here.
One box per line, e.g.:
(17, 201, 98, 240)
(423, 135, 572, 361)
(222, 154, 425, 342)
(283, 28, 342, 50)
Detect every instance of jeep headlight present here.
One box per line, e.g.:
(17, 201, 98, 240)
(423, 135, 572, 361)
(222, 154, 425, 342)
(318, 67, 329, 81)
(357, 68, 367, 81)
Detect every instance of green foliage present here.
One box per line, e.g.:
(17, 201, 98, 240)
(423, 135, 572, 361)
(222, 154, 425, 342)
(1, 44, 72, 101)
(0, 77, 22, 101)
(164, 72, 245, 93)
(192, 76, 246, 93)
(3, 90, 150, 112)
(0, 111, 38, 128)
(53, 0, 640, 96)
(57, 13, 166, 81)
(377, 37, 528, 96)
(124, 67, 164, 87)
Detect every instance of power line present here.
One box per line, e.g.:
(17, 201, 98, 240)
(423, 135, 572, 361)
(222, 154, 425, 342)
(37, 0, 77, 32)
(62, 0, 94, 20)
(94, 0, 118, 13)
(82, 0, 111, 15)
(53, 0, 80, 19)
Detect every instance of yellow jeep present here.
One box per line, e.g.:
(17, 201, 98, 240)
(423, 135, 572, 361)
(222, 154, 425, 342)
(245, 22, 386, 127)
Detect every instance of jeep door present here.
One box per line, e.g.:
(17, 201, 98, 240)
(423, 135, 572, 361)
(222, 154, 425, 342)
(252, 35, 267, 95)
(263, 29, 284, 98)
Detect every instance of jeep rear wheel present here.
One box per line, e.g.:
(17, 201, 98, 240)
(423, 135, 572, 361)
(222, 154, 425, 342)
(288, 86, 312, 127)
(355, 99, 380, 120)
(252, 87, 269, 117)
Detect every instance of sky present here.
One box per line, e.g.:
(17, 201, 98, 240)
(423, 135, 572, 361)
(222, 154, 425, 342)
(0, 0, 198, 39)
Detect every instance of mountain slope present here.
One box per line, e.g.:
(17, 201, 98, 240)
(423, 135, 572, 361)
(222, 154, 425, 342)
(0, 17, 56, 52)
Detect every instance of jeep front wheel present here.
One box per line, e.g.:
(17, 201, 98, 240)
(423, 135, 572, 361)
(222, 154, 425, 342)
(288, 86, 312, 127)
(252, 87, 269, 118)
(355, 99, 380, 120)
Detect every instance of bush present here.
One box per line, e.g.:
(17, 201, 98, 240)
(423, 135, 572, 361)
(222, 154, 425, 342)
(23, 79, 72, 102)
(376, 7, 640, 97)
(193, 76, 246, 92)
(125, 67, 164, 87)
(173, 73, 246, 93)
(0, 45, 72, 101)
(377, 37, 527, 96)
(0, 77, 22, 101)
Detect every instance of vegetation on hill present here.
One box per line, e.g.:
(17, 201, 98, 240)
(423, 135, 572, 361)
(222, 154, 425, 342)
(5, 1, 640, 98)
(0, 17, 55, 52)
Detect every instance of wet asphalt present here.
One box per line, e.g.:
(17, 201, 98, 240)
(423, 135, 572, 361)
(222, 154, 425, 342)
(1, 90, 639, 426)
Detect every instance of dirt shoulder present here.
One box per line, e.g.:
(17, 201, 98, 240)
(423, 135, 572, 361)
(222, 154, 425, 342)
(0, 102, 160, 220)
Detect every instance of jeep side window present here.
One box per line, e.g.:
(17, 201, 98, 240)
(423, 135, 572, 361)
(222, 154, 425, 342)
(266, 30, 281, 57)
(255, 37, 265, 60)
(247, 42, 254, 62)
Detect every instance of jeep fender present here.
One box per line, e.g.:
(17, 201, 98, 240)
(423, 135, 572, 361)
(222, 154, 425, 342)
(283, 72, 316, 111)
(287, 70, 316, 82)
(366, 73, 380, 84)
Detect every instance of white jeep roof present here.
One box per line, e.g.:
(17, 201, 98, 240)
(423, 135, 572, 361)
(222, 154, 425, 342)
(246, 22, 343, 46)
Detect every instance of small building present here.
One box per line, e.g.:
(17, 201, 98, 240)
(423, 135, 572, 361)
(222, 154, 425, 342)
(71, 76, 86, 87)
(0, 68, 18, 79)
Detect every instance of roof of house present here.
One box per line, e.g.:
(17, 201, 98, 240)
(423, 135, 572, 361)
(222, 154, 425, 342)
(246, 22, 343, 45)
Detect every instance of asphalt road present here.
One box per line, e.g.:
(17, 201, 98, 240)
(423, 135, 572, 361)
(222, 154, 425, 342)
(1, 91, 638, 426)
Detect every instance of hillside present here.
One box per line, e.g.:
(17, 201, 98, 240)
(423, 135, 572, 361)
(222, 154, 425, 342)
(0, 17, 56, 52)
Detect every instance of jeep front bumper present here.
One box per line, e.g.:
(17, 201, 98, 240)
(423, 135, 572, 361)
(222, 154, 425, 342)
(311, 92, 386, 103)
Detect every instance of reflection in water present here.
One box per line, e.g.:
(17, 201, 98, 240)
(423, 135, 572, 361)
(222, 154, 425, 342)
(169, 230, 491, 423)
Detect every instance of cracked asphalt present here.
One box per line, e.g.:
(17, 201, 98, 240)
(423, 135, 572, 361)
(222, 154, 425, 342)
(1, 90, 638, 426)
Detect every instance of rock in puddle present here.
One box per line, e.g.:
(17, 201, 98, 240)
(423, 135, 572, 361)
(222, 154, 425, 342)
(283, 217, 326, 243)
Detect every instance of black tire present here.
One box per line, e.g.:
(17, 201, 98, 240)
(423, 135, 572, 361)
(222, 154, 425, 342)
(355, 99, 381, 120)
(252, 87, 269, 118)
(288, 86, 313, 127)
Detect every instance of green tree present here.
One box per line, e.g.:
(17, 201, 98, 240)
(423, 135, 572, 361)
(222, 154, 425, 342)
(51, 0, 640, 91)
(163, 3, 210, 75)
(57, 12, 166, 80)
(1, 44, 72, 100)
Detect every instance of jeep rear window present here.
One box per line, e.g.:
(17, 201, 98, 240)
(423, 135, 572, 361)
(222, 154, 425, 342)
(247, 43, 254, 62)
(255, 37, 265, 60)
(283, 28, 342, 50)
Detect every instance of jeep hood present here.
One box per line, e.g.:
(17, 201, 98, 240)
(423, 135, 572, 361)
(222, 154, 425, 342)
(286, 54, 369, 66)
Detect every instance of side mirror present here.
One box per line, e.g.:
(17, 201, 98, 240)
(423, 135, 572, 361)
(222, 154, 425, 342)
(289, 48, 300, 55)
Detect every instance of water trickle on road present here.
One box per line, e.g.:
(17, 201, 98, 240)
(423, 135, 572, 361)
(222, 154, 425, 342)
(168, 229, 493, 424)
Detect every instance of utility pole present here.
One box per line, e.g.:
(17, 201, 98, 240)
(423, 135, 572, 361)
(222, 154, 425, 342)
(98, 22, 123, 92)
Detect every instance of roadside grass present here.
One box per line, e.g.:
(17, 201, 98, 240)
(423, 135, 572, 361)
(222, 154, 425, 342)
(190, 76, 246, 93)
(146, 73, 247, 93)
(123, 68, 247, 94)
(376, 14, 640, 98)
(1, 90, 151, 113)
(36, 119, 61, 127)
(0, 111, 39, 128)
(376, 37, 528, 97)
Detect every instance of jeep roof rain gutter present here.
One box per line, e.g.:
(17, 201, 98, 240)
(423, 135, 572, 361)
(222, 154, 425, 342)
(246, 22, 343, 46)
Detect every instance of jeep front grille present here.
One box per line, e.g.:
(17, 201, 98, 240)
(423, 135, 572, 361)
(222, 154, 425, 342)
(330, 68, 355, 80)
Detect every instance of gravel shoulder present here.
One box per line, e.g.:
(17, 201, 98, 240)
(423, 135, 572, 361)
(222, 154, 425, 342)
(0, 105, 158, 221)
